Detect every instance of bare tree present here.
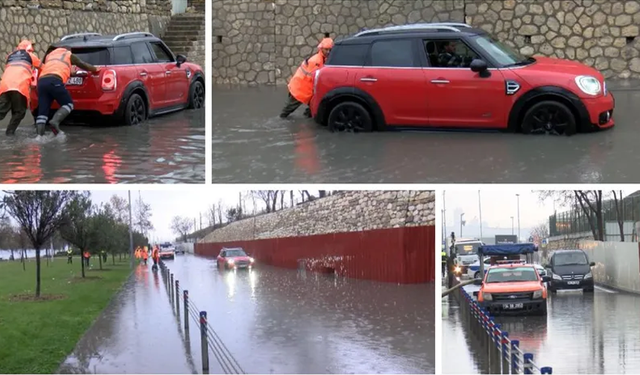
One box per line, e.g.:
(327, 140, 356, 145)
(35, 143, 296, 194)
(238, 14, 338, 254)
(109, 194, 129, 224)
(134, 194, 154, 237)
(299, 190, 312, 203)
(216, 199, 224, 224)
(3, 191, 76, 297)
(59, 192, 93, 277)
(206, 204, 217, 227)
(530, 222, 549, 242)
(612, 190, 625, 241)
(171, 216, 193, 242)
(538, 190, 604, 241)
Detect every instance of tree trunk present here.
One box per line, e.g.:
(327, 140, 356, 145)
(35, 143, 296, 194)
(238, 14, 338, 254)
(21, 249, 25, 271)
(112, 253, 116, 266)
(35, 247, 41, 298)
(575, 192, 598, 240)
(613, 190, 625, 241)
(596, 191, 604, 241)
(290, 191, 294, 207)
(81, 248, 86, 278)
(99, 252, 103, 270)
(10, 249, 14, 261)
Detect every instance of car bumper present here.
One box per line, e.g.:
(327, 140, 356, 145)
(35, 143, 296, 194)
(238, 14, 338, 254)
(583, 91, 615, 129)
(550, 278, 593, 290)
(31, 92, 121, 116)
(480, 298, 547, 315)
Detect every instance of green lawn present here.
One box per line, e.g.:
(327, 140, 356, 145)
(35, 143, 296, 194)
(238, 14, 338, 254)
(0, 256, 132, 373)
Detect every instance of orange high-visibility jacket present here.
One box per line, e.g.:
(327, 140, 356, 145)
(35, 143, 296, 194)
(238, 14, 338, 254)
(40, 48, 72, 83)
(0, 45, 41, 99)
(287, 52, 326, 105)
(152, 247, 159, 261)
(142, 250, 148, 260)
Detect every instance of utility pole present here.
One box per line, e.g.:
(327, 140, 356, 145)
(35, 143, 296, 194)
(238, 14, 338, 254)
(128, 190, 134, 269)
(516, 194, 521, 242)
(511, 216, 514, 235)
(478, 191, 483, 240)
(460, 213, 465, 238)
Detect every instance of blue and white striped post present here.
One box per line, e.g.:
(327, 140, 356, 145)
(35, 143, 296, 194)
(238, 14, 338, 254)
(524, 353, 534, 374)
(511, 340, 520, 373)
(541, 366, 553, 374)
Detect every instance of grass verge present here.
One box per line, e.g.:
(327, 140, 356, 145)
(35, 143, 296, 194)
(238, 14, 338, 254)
(0, 256, 131, 373)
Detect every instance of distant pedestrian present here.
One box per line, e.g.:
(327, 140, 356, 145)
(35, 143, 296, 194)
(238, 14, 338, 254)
(83, 250, 90, 267)
(101, 250, 107, 263)
(142, 249, 148, 265)
(67, 248, 73, 264)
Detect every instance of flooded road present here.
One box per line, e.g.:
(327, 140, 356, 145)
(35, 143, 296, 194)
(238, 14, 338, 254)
(443, 285, 640, 374)
(165, 254, 435, 374)
(0, 109, 205, 184)
(58, 264, 197, 374)
(213, 82, 639, 183)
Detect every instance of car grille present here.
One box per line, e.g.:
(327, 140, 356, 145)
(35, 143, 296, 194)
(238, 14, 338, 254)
(493, 292, 533, 301)
(562, 275, 583, 280)
(235, 260, 250, 266)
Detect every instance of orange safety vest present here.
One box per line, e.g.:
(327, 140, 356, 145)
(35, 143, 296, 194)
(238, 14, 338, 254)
(40, 48, 72, 83)
(0, 49, 41, 99)
(142, 250, 148, 260)
(83, 251, 90, 258)
(152, 248, 159, 261)
(288, 52, 326, 105)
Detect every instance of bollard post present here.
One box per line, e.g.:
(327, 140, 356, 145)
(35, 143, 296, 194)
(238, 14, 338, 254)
(541, 367, 553, 374)
(200, 311, 210, 374)
(170, 273, 174, 307)
(523, 353, 534, 374)
(501, 331, 509, 373)
(511, 340, 520, 374)
(184, 290, 189, 331)
(175, 280, 180, 315)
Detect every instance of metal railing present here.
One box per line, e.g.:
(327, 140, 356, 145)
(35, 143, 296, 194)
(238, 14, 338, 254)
(459, 287, 552, 374)
(158, 260, 245, 374)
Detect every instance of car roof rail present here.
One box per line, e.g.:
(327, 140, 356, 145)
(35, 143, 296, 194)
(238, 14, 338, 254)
(113, 32, 156, 41)
(60, 33, 103, 41)
(354, 23, 468, 37)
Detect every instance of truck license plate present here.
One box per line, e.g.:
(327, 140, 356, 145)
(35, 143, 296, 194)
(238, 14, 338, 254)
(568, 281, 579, 285)
(503, 303, 524, 309)
(67, 77, 83, 85)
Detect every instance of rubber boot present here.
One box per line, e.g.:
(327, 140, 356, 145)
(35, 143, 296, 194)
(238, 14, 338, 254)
(36, 123, 46, 136)
(49, 108, 70, 136)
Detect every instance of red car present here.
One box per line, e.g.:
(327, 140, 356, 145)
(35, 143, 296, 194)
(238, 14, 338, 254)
(310, 23, 614, 136)
(217, 247, 255, 270)
(31, 32, 205, 125)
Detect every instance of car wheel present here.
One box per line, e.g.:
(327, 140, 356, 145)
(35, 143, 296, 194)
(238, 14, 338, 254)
(474, 271, 480, 279)
(521, 100, 577, 136)
(188, 81, 205, 109)
(124, 93, 147, 125)
(327, 102, 373, 133)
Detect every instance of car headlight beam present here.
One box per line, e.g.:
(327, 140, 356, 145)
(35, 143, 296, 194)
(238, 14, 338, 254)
(483, 292, 492, 301)
(552, 273, 562, 280)
(575, 75, 602, 96)
(533, 289, 543, 299)
(584, 272, 592, 279)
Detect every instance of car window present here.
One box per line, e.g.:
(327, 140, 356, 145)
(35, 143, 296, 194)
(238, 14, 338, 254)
(473, 34, 528, 67)
(554, 252, 588, 266)
(131, 42, 154, 64)
(226, 249, 247, 257)
(327, 44, 368, 66)
(368, 39, 417, 68)
(486, 267, 538, 283)
(150, 42, 174, 62)
(71, 47, 110, 65)
(425, 39, 479, 68)
(113, 46, 133, 65)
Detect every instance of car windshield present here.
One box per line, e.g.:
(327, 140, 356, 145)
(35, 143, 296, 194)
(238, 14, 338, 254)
(71, 47, 110, 65)
(554, 252, 588, 266)
(486, 267, 538, 283)
(473, 35, 533, 67)
(226, 249, 247, 257)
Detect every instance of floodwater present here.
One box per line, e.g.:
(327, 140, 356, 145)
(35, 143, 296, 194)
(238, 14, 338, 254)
(0, 109, 205, 184)
(165, 254, 435, 374)
(213, 82, 640, 183)
(443, 284, 640, 374)
(58, 264, 197, 374)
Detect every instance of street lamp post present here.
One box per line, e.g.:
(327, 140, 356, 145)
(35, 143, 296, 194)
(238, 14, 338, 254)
(128, 190, 134, 269)
(516, 194, 521, 242)
(511, 216, 514, 235)
(460, 213, 465, 237)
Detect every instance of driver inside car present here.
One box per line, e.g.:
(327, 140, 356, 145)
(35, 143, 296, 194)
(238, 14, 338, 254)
(438, 41, 473, 68)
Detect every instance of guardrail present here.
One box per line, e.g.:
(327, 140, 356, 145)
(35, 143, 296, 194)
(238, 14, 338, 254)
(158, 260, 245, 374)
(459, 287, 552, 374)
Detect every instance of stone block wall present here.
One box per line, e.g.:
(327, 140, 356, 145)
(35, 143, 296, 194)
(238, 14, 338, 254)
(0, 0, 172, 76)
(213, 0, 640, 85)
(201, 190, 436, 243)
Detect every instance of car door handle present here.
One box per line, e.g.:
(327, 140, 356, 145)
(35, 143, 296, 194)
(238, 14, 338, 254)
(140, 72, 147, 77)
(360, 77, 377, 82)
(431, 79, 450, 84)
(166, 71, 172, 75)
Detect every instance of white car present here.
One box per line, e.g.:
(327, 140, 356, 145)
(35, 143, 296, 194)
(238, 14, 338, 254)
(466, 257, 491, 279)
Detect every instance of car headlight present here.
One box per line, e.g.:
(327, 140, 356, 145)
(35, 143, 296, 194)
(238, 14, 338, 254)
(584, 272, 592, 279)
(483, 292, 492, 301)
(575, 75, 602, 96)
(553, 273, 562, 280)
(603, 81, 607, 96)
(454, 266, 461, 273)
(228, 259, 235, 264)
(533, 289, 543, 299)
(249, 257, 255, 263)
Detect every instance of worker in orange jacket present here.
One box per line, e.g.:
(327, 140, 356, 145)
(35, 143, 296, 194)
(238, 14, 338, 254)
(0, 40, 41, 135)
(35, 46, 100, 136)
(151, 245, 160, 270)
(280, 33, 333, 119)
(142, 248, 148, 265)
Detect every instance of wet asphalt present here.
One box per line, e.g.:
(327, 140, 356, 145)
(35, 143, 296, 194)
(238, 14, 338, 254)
(213, 82, 640, 183)
(164, 254, 435, 374)
(0, 109, 205, 184)
(443, 284, 640, 374)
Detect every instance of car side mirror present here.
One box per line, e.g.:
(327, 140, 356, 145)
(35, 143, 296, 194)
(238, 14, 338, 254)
(590, 262, 595, 267)
(470, 59, 491, 78)
(473, 279, 482, 286)
(542, 276, 551, 282)
(473, 291, 479, 297)
(176, 54, 187, 66)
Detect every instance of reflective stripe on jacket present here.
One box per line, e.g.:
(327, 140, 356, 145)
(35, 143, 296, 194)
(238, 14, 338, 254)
(0, 49, 41, 99)
(40, 48, 72, 83)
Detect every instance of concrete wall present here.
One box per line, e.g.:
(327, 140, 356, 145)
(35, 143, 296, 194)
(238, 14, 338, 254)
(213, 0, 640, 85)
(201, 190, 436, 243)
(580, 240, 640, 293)
(0, 0, 173, 76)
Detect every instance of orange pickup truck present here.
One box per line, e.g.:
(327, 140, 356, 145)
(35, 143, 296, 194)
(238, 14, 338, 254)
(475, 263, 550, 315)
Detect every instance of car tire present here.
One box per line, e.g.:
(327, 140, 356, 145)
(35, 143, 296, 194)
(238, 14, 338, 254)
(188, 80, 205, 109)
(124, 93, 147, 126)
(474, 271, 480, 279)
(521, 100, 577, 136)
(327, 102, 373, 133)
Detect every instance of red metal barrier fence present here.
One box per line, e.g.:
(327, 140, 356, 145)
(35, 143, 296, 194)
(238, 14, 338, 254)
(195, 225, 435, 284)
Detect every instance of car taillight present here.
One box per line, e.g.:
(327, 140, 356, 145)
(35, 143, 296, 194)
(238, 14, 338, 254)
(101, 69, 117, 91)
(314, 69, 321, 95)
